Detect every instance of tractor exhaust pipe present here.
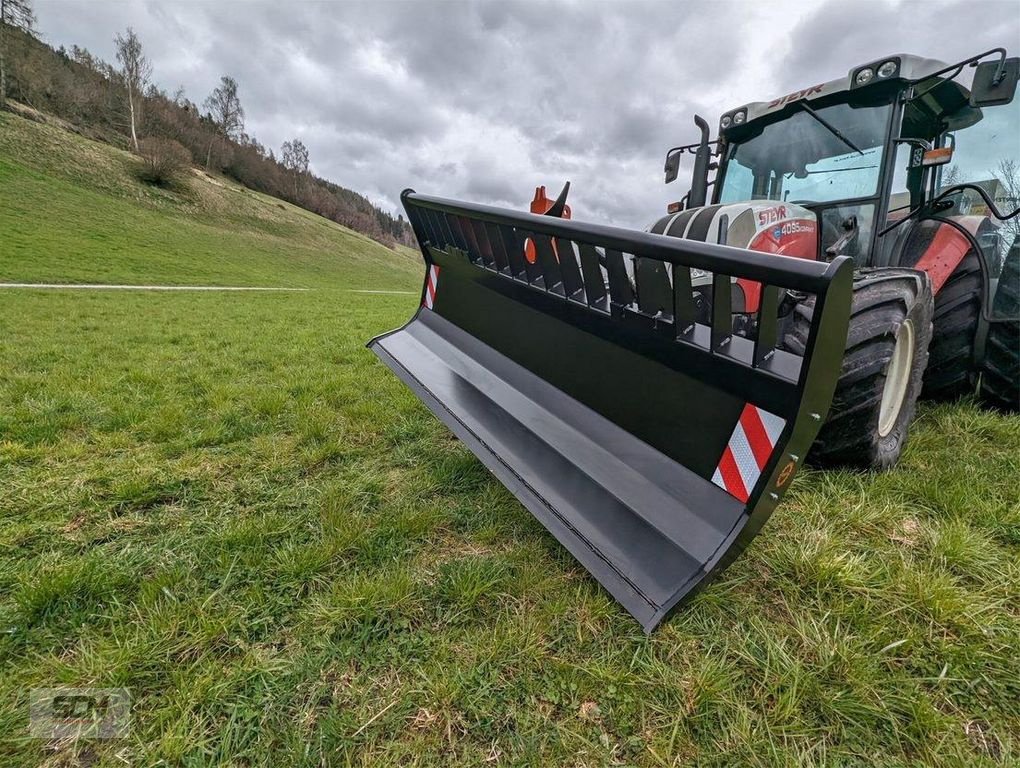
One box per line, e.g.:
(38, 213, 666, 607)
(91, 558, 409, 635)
(688, 115, 712, 208)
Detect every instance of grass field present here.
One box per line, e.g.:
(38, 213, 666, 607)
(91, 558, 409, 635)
(1, 111, 1019, 767)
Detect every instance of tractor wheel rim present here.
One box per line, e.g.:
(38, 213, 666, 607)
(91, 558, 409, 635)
(878, 319, 915, 438)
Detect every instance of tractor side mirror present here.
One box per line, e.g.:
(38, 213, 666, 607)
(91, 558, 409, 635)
(664, 149, 682, 184)
(970, 57, 1019, 107)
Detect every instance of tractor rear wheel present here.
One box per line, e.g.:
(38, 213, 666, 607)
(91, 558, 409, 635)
(783, 269, 934, 469)
(980, 241, 1020, 410)
(922, 249, 982, 399)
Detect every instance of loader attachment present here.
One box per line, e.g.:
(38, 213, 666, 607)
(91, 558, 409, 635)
(369, 191, 853, 631)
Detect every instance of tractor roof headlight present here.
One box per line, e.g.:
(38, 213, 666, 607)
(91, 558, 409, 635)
(855, 67, 874, 85)
(877, 60, 898, 78)
(733, 110, 746, 125)
(720, 114, 732, 128)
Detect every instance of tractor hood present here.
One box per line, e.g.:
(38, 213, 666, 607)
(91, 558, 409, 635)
(648, 201, 818, 313)
(649, 201, 817, 259)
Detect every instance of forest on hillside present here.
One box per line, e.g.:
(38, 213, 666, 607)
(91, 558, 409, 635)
(0, 5, 415, 249)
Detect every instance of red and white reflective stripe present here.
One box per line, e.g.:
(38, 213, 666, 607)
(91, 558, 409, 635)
(711, 404, 786, 503)
(423, 265, 440, 309)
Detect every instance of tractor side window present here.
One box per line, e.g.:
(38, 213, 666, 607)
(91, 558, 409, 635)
(888, 143, 915, 215)
(935, 97, 1020, 204)
(819, 203, 876, 267)
(720, 163, 754, 201)
(933, 76, 1020, 282)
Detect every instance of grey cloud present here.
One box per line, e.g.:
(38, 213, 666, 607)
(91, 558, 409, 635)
(31, 0, 1020, 227)
(781, 0, 1020, 91)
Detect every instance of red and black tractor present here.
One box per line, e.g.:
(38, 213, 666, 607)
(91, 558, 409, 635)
(651, 49, 1019, 469)
(371, 49, 1019, 631)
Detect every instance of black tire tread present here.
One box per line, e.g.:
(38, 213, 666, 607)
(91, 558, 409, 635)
(922, 249, 982, 399)
(980, 242, 1020, 410)
(784, 269, 934, 469)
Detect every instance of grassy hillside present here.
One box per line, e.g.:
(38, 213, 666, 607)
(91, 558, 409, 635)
(0, 111, 1018, 767)
(0, 110, 419, 288)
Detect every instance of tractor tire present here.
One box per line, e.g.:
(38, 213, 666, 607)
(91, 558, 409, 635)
(783, 269, 934, 470)
(921, 249, 982, 399)
(980, 242, 1020, 411)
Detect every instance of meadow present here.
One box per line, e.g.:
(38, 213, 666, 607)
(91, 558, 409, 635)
(1, 111, 1018, 766)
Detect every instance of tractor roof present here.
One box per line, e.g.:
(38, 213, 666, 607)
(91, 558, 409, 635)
(721, 54, 950, 132)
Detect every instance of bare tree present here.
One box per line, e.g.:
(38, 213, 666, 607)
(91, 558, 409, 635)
(0, 0, 35, 109)
(994, 159, 1020, 209)
(171, 84, 196, 112)
(281, 138, 309, 173)
(202, 75, 244, 168)
(114, 27, 151, 151)
(940, 164, 963, 189)
(204, 75, 244, 137)
(281, 137, 309, 197)
(993, 158, 1020, 253)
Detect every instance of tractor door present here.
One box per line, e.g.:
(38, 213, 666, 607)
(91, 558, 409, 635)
(930, 89, 1020, 303)
(881, 62, 1019, 303)
(932, 79, 1020, 408)
(882, 60, 1020, 407)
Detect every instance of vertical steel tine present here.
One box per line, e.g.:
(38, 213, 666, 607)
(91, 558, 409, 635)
(442, 213, 466, 253)
(405, 206, 427, 245)
(578, 243, 608, 309)
(672, 264, 696, 337)
(711, 273, 732, 352)
(484, 222, 510, 273)
(470, 219, 495, 269)
(499, 226, 527, 279)
(434, 210, 454, 248)
(458, 216, 481, 260)
(755, 285, 780, 366)
(420, 210, 440, 246)
(605, 249, 635, 307)
(636, 258, 673, 317)
(533, 234, 564, 295)
(557, 239, 585, 302)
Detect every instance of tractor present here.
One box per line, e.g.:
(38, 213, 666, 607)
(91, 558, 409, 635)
(649, 49, 1019, 469)
(370, 48, 1019, 630)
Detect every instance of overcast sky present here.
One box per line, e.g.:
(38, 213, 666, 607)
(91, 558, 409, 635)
(34, 0, 1020, 227)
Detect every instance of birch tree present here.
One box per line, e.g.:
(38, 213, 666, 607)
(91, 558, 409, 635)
(114, 27, 151, 151)
(203, 75, 244, 168)
(0, 0, 35, 109)
(281, 138, 309, 197)
(281, 138, 309, 174)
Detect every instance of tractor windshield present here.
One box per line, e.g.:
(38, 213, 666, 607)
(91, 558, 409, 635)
(719, 102, 893, 205)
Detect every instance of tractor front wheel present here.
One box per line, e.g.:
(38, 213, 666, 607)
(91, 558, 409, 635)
(784, 269, 934, 470)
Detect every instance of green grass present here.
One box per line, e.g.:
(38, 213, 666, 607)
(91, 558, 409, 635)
(0, 111, 419, 288)
(1, 111, 1019, 766)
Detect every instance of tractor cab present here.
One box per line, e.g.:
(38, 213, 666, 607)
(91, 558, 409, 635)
(668, 52, 1019, 272)
(659, 48, 1019, 411)
(716, 81, 898, 266)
